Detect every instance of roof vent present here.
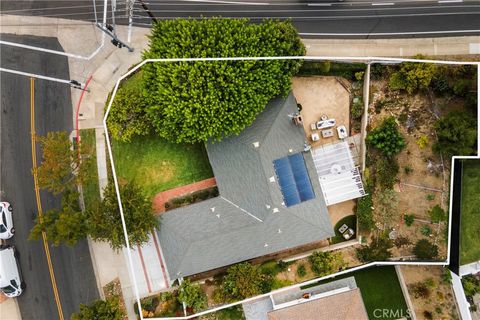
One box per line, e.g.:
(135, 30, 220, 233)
(273, 208, 279, 213)
(210, 207, 215, 212)
(253, 141, 260, 148)
(281, 202, 285, 207)
(278, 229, 282, 234)
(264, 243, 269, 247)
(288, 149, 293, 153)
(216, 214, 221, 219)
(269, 176, 275, 183)
(266, 204, 271, 209)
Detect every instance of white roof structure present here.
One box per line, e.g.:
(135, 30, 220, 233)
(311, 141, 366, 206)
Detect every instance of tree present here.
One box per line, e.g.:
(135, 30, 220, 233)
(222, 262, 265, 300)
(429, 205, 446, 223)
(29, 191, 88, 246)
(389, 55, 437, 93)
(34, 131, 93, 195)
(107, 80, 151, 142)
(141, 18, 305, 143)
(413, 239, 438, 260)
(308, 251, 338, 276)
(366, 117, 406, 157)
(356, 237, 393, 262)
(178, 279, 207, 313)
(376, 156, 399, 189)
(87, 180, 159, 250)
(433, 111, 477, 158)
(71, 297, 124, 320)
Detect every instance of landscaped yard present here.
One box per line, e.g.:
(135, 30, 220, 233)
(460, 160, 480, 265)
(79, 129, 100, 210)
(112, 135, 213, 198)
(305, 266, 409, 319)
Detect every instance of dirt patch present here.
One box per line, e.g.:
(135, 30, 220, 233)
(103, 278, 128, 320)
(138, 161, 176, 186)
(328, 200, 356, 227)
(400, 266, 459, 320)
(292, 76, 350, 147)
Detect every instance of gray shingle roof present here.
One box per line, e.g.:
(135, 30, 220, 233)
(158, 93, 334, 279)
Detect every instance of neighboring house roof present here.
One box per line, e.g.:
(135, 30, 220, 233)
(267, 288, 369, 320)
(158, 93, 334, 280)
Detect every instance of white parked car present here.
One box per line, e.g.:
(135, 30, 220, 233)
(0, 202, 14, 239)
(0, 246, 24, 297)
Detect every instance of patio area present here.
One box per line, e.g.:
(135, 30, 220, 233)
(292, 76, 350, 147)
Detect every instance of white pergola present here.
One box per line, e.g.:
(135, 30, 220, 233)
(311, 141, 366, 206)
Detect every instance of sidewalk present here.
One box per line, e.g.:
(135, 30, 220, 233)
(0, 298, 21, 320)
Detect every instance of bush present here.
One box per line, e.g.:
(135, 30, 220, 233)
(142, 18, 305, 143)
(410, 282, 431, 299)
(308, 251, 337, 277)
(404, 214, 415, 227)
(357, 191, 374, 232)
(426, 194, 435, 201)
(394, 236, 411, 248)
(376, 156, 399, 189)
(297, 264, 307, 278)
(72, 297, 124, 320)
(298, 61, 331, 75)
(433, 111, 477, 158)
(416, 135, 429, 149)
(178, 279, 207, 313)
(413, 239, 438, 260)
(421, 225, 432, 236)
(356, 237, 393, 262)
(423, 311, 433, 320)
(298, 62, 365, 80)
(404, 165, 413, 175)
(388, 55, 437, 93)
(351, 98, 364, 120)
(222, 262, 267, 300)
(260, 261, 281, 276)
(367, 117, 406, 157)
(429, 205, 446, 222)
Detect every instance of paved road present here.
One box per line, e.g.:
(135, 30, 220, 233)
(1, 0, 479, 37)
(0, 34, 99, 320)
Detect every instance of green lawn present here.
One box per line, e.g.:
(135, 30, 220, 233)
(331, 215, 357, 244)
(303, 266, 410, 319)
(460, 160, 480, 265)
(111, 135, 213, 198)
(79, 129, 100, 211)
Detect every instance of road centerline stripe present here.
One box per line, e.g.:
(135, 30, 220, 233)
(30, 77, 65, 320)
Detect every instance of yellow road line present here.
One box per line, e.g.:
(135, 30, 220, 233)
(30, 78, 65, 320)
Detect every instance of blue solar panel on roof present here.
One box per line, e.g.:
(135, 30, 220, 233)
(273, 153, 315, 207)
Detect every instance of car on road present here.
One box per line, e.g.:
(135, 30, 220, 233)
(0, 246, 24, 297)
(0, 202, 14, 239)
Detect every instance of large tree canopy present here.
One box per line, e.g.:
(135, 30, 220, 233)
(139, 18, 305, 143)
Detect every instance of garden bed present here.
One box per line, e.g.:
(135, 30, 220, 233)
(164, 186, 219, 211)
(79, 129, 100, 211)
(136, 290, 184, 318)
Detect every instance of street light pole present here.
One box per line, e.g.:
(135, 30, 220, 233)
(95, 23, 134, 52)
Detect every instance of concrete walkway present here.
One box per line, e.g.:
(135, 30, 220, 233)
(0, 298, 21, 320)
(152, 177, 217, 213)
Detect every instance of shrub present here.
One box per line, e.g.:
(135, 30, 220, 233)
(426, 194, 435, 201)
(404, 165, 413, 175)
(413, 239, 438, 260)
(423, 310, 433, 320)
(366, 117, 406, 157)
(429, 205, 447, 223)
(421, 225, 432, 236)
(376, 156, 399, 189)
(277, 260, 289, 272)
(308, 251, 337, 277)
(404, 214, 415, 227)
(351, 98, 364, 120)
(178, 279, 207, 313)
(394, 236, 411, 248)
(388, 55, 437, 93)
(297, 264, 307, 278)
(260, 261, 281, 276)
(355, 71, 365, 81)
(356, 237, 393, 262)
(410, 282, 431, 299)
(222, 262, 268, 300)
(72, 297, 124, 320)
(416, 135, 429, 149)
(357, 190, 374, 232)
(433, 111, 477, 158)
